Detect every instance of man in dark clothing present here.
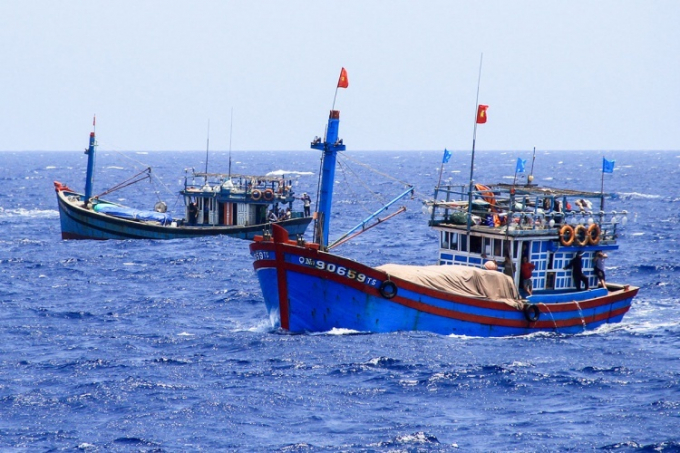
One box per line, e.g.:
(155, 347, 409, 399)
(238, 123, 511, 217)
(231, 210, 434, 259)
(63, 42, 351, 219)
(564, 250, 589, 291)
(188, 202, 198, 225)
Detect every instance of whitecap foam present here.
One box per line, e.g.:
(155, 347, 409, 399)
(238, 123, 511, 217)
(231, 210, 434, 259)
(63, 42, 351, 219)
(266, 170, 314, 177)
(617, 192, 661, 200)
(0, 208, 59, 218)
(323, 327, 364, 335)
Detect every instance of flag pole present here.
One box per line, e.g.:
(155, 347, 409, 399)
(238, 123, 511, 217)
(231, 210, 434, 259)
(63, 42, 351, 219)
(528, 146, 536, 184)
(331, 87, 339, 112)
(467, 53, 484, 231)
(600, 162, 605, 212)
(436, 150, 447, 192)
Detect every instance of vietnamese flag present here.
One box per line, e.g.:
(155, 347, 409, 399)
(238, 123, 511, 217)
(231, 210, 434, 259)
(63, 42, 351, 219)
(476, 104, 488, 124)
(337, 67, 348, 88)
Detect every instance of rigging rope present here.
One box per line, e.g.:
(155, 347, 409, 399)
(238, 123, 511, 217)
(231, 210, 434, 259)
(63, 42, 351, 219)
(95, 140, 177, 200)
(336, 158, 381, 216)
(338, 152, 432, 202)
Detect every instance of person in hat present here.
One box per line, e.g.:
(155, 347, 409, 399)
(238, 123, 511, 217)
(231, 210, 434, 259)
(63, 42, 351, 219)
(564, 250, 589, 291)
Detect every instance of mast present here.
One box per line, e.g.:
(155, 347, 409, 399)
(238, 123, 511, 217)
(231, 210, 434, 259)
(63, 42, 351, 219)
(84, 117, 97, 203)
(311, 110, 345, 249)
(528, 146, 536, 184)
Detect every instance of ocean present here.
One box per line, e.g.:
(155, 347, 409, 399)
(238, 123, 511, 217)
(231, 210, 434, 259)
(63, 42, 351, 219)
(1, 147, 678, 452)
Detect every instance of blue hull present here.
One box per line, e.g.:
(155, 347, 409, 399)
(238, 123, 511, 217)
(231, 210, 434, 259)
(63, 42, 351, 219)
(56, 188, 311, 241)
(250, 227, 638, 337)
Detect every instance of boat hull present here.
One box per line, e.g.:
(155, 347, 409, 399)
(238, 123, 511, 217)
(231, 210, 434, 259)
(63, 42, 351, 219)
(250, 228, 638, 337)
(56, 188, 311, 241)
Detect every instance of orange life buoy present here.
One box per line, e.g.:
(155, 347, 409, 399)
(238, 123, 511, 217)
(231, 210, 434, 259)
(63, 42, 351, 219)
(574, 224, 588, 247)
(251, 189, 262, 201)
(587, 223, 601, 245)
(263, 189, 275, 201)
(559, 224, 575, 246)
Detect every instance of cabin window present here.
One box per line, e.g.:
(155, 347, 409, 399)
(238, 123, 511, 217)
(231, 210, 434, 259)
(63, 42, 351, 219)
(494, 239, 503, 257)
(460, 234, 468, 252)
(450, 232, 459, 250)
(484, 238, 491, 256)
(470, 235, 482, 254)
(441, 232, 449, 249)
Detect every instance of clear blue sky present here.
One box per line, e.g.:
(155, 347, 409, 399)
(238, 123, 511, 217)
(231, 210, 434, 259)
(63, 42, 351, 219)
(1, 1, 678, 152)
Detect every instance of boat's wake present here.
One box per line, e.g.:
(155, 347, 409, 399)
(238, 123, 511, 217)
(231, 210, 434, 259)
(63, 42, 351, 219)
(0, 207, 59, 218)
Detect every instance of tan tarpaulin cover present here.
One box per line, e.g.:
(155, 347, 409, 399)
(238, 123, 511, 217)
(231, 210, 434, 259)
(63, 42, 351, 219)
(376, 264, 523, 310)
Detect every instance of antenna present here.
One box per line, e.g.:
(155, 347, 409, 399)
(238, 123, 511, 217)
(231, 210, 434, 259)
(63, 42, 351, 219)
(205, 119, 210, 181)
(228, 108, 233, 177)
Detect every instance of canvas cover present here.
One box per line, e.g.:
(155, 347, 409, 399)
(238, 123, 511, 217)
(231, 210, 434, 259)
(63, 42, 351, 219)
(93, 203, 174, 225)
(376, 263, 522, 309)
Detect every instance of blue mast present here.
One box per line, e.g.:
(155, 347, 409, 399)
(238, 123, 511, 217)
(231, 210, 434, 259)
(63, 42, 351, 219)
(84, 131, 97, 202)
(311, 110, 345, 249)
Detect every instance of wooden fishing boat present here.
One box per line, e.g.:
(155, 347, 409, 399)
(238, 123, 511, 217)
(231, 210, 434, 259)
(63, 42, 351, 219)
(54, 129, 312, 240)
(250, 76, 637, 336)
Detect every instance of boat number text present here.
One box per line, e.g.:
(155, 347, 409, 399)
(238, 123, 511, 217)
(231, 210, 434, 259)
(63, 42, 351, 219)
(252, 251, 273, 261)
(298, 257, 378, 286)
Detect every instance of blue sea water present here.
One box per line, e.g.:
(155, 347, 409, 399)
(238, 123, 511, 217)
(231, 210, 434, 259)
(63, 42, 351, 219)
(1, 147, 679, 452)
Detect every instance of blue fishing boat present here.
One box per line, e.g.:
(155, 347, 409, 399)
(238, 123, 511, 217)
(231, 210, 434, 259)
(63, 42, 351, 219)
(54, 128, 312, 240)
(249, 76, 638, 336)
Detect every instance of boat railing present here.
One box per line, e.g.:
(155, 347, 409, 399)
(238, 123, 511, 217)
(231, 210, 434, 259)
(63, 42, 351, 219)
(429, 184, 627, 241)
(182, 172, 296, 200)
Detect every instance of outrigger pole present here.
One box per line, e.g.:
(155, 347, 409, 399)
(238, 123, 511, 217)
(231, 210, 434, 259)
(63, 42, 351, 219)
(467, 54, 484, 232)
(329, 186, 414, 249)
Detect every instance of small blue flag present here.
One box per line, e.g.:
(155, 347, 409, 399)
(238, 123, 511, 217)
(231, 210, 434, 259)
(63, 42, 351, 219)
(442, 149, 452, 164)
(515, 157, 526, 173)
(602, 158, 615, 174)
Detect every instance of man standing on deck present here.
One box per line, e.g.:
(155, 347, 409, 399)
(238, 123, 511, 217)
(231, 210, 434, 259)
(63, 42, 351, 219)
(520, 256, 535, 295)
(301, 193, 312, 217)
(564, 250, 589, 291)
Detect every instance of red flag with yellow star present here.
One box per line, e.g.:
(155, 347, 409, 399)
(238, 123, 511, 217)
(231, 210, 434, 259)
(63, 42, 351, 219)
(476, 104, 488, 124)
(337, 67, 348, 89)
